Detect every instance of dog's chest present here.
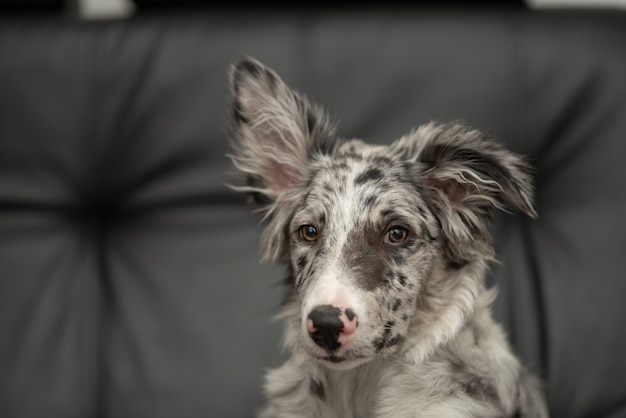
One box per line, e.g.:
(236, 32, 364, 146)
(322, 363, 385, 417)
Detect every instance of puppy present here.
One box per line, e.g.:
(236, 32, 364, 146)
(228, 57, 548, 418)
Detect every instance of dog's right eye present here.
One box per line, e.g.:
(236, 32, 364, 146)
(385, 226, 409, 244)
(299, 225, 318, 242)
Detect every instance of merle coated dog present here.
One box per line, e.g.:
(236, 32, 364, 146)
(228, 57, 548, 418)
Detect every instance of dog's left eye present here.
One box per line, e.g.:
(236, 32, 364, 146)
(385, 227, 409, 244)
(299, 225, 319, 242)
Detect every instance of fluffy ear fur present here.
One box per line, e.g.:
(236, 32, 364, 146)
(228, 57, 336, 262)
(392, 122, 537, 265)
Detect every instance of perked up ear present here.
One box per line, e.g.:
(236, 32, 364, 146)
(393, 123, 537, 264)
(229, 57, 335, 206)
(228, 57, 336, 261)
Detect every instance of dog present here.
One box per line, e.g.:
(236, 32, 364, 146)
(228, 57, 548, 418)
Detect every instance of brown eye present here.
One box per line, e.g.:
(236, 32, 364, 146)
(386, 226, 408, 244)
(299, 225, 318, 242)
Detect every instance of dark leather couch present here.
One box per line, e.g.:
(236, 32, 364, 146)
(1, 4, 625, 417)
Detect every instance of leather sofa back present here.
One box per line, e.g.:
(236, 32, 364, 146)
(1, 9, 625, 417)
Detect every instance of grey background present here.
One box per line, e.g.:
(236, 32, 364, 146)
(1, 6, 626, 418)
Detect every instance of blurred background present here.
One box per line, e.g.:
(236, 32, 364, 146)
(1, 1, 625, 417)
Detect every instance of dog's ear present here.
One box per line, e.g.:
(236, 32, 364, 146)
(228, 57, 336, 261)
(229, 57, 335, 204)
(393, 123, 537, 264)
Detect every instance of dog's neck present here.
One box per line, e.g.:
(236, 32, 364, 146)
(318, 357, 388, 417)
(401, 259, 495, 365)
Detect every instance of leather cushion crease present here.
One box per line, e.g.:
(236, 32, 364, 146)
(0, 8, 625, 418)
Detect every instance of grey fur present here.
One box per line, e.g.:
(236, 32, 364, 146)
(228, 57, 548, 418)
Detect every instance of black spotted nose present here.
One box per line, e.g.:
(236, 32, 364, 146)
(307, 305, 344, 352)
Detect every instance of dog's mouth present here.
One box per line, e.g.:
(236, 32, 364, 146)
(316, 354, 360, 363)
(311, 352, 371, 369)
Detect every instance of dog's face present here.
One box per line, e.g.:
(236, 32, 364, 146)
(229, 58, 536, 370)
(286, 144, 441, 368)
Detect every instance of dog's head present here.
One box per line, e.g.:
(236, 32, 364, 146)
(228, 58, 536, 370)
